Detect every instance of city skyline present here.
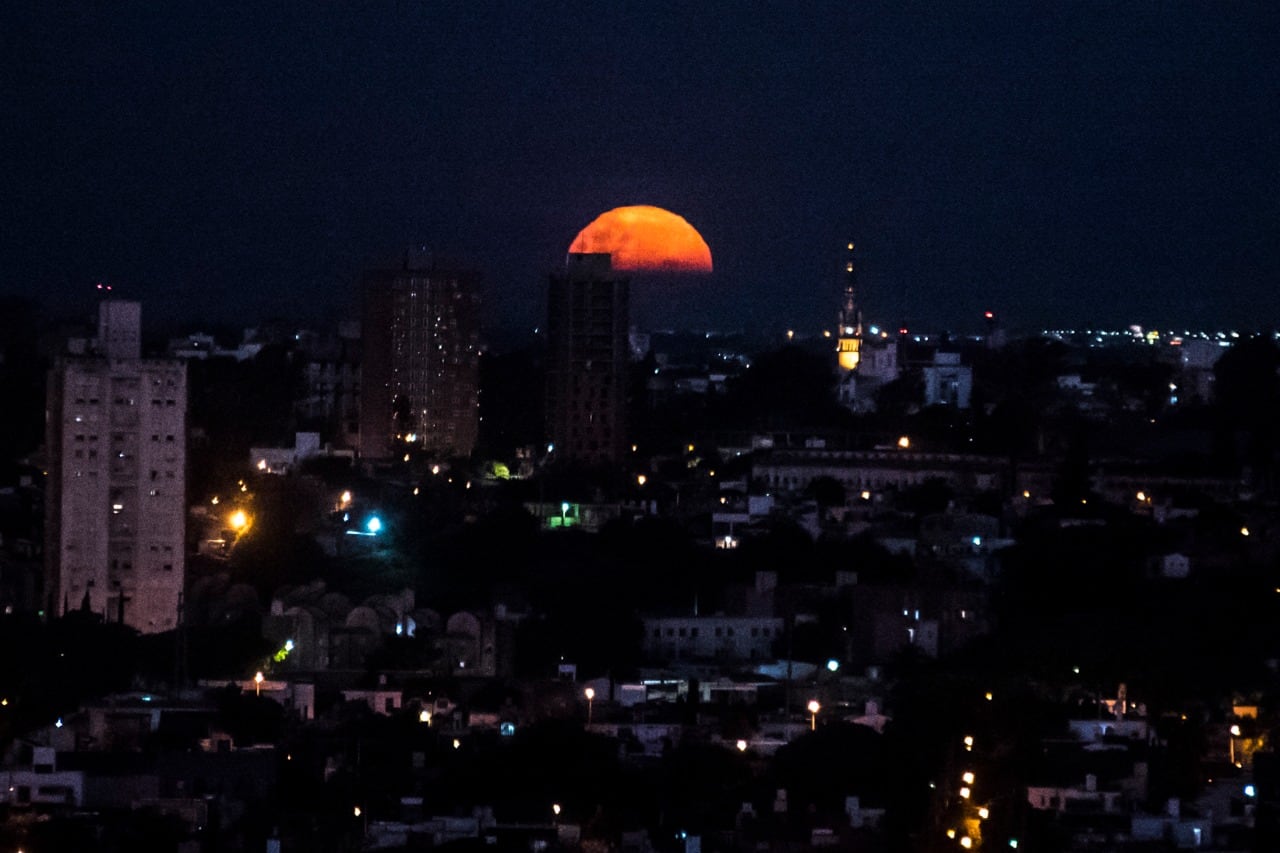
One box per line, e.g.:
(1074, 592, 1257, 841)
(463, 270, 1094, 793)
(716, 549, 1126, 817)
(4, 3, 1278, 335)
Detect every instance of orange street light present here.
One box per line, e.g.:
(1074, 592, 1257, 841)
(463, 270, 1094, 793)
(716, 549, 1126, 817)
(585, 686, 596, 725)
(254, 671, 264, 697)
(807, 699, 821, 730)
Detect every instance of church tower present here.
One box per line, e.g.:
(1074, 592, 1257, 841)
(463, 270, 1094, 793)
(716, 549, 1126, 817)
(836, 241, 863, 372)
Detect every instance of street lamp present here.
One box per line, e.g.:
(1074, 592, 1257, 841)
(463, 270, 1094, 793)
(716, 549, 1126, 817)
(254, 671, 264, 697)
(807, 699, 820, 731)
(584, 687, 595, 725)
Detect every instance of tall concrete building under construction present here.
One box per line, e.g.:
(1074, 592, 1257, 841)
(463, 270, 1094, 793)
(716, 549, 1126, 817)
(545, 253, 630, 466)
(359, 250, 482, 460)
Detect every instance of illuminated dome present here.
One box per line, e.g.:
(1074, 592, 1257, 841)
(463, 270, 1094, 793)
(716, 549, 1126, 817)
(568, 205, 713, 273)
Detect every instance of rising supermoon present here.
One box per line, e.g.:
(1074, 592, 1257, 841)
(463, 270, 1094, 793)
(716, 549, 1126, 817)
(569, 205, 713, 274)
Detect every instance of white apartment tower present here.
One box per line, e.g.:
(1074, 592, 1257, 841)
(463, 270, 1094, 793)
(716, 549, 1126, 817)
(46, 301, 187, 632)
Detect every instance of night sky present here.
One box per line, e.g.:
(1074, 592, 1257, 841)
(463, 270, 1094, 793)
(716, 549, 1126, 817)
(4, 2, 1278, 336)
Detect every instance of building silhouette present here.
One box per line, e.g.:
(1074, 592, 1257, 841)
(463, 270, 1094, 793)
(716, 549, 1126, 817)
(545, 253, 630, 466)
(358, 250, 482, 460)
(45, 300, 187, 632)
(836, 242, 899, 412)
(836, 241, 863, 373)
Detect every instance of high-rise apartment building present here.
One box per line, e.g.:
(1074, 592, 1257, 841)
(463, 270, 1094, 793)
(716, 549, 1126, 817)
(545, 253, 630, 466)
(45, 300, 187, 632)
(359, 252, 482, 460)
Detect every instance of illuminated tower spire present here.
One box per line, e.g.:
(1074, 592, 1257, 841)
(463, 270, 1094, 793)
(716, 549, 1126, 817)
(836, 241, 863, 372)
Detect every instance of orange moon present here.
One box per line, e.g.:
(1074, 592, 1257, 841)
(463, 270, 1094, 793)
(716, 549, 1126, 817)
(568, 205, 713, 273)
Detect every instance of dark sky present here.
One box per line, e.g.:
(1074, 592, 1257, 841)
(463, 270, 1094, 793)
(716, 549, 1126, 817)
(4, 2, 1278, 336)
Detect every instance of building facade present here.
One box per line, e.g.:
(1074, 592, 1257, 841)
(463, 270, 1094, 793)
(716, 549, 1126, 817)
(359, 252, 482, 460)
(922, 351, 973, 408)
(45, 301, 187, 633)
(642, 615, 784, 662)
(545, 253, 630, 465)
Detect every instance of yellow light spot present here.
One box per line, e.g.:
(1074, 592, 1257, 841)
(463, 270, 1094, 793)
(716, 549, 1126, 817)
(897, 436, 910, 449)
(962, 771, 975, 785)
